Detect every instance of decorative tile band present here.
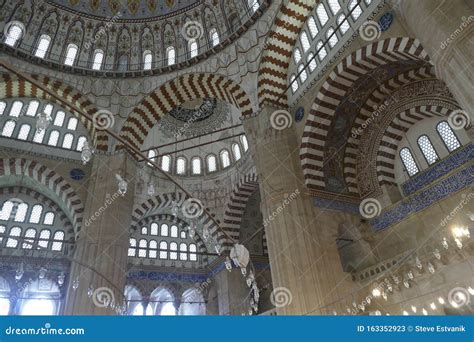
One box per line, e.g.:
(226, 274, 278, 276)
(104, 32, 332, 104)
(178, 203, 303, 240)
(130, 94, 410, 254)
(372, 164, 474, 232)
(402, 144, 473, 196)
(314, 197, 360, 214)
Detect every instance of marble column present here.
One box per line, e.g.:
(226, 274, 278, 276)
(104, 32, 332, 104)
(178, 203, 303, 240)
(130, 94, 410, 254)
(214, 262, 250, 315)
(64, 152, 136, 315)
(397, 0, 474, 115)
(242, 106, 358, 315)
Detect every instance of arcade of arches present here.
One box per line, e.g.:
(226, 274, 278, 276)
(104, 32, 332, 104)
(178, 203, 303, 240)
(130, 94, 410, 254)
(0, 0, 472, 316)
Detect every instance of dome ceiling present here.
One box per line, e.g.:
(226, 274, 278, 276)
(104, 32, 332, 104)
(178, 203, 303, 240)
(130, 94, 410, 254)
(47, 0, 202, 20)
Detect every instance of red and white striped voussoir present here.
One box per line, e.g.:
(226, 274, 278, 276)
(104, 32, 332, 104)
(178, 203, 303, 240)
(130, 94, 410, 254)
(257, 0, 315, 110)
(300, 38, 429, 193)
(118, 73, 253, 150)
(0, 74, 108, 150)
(0, 158, 84, 234)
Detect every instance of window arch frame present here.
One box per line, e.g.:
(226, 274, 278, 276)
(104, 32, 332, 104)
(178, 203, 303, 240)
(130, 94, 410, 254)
(417, 134, 439, 166)
(436, 121, 462, 153)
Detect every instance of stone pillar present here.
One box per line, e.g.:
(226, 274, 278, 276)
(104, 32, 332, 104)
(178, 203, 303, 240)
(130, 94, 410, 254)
(242, 106, 358, 315)
(214, 263, 250, 315)
(397, 0, 474, 115)
(64, 153, 136, 315)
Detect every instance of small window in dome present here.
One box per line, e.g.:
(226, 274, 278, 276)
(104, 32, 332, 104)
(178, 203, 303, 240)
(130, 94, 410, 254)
(161, 224, 169, 237)
(47, 130, 60, 146)
(22, 228, 36, 249)
(0, 101, 6, 115)
(179, 243, 187, 261)
(400, 147, 419, 177)
(349, 0, 363, 20)
(64, 44, 78, 66)
(161, 155, 171, 172)
(170, 225, 178, 238)
(52, 230, 64, 251)
(328, 0, 342, 14)
(210, 28, 220, 47)
(192, 157, 202, 175)
(166, 47, 176, 66)
(1, 120, 16, 137)
(316, 4, 329, 26)
(33, 130, 45, 143)
(128, 238, 137, 257)
(35, 35, 51, 59)
(4, 22, 24, 47)
(62, 133, 74, 149)
(298, 64, 307, 83)
(53, 111, 65, 127)
(189, 40, 198, 58)
(294, 48, 302, 64)
(67, 117, 78, 130)
(29, 204, 43, 224)
(17, 124, 31, 140)
(9, 101, 23, 117)
(6, 226, 21, 248)
(417, 135, 439, 165)
(241, 135, 249, 151)
(143, 50, 153, 70)
(437, 121, 461, 152)
(307, 53, 317, 72)
(26, 101, 39, 117)
(300, 32, 311, 52)
(316, 41, 327, 60)
(307, 16, 319, 38)
(43, 212, 55, 225)
(290, 75, 298, 93)
(220, 150, 230, 168)
(232, 143, 242, 161)
(92, 49, 104, 70)
(176, 157, 186, 175)
(149, 240, 158, 258)
(207, 154, 217, 173)
(43, 104, 53, 116)
(38, 229, 50, 249)
(169, 242, 178, 260)
(159, 241, 168, 259)
(327, 27, 338, 48)
(76, 136, 87, 151)
(150, 223, 158, 236)
(13, 203, 28, 222)
(189, 243, 197, 261)
(337, 14, 350, 34)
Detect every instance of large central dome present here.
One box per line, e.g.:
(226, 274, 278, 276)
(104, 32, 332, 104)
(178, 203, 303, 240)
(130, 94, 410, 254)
(48, 0, 202, 20)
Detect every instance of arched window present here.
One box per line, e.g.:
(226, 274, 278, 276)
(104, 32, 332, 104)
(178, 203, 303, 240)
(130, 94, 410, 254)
(316, 41, 327, 60)
(170, 225, 178, 238)
(316, 4, 329, 26)
(51, 230, 64, 251)
(160, 223, 169, 237)
(294, 48, 302, 64)
(241, 135, 249, 151)
(307, 16, 319, 38)
(4, 22, 24, 46)
(138, 239, 147, 258)
(180, 230, 186, 239)
(47, 130, 60, 146)
(67, 117, 78, 130)
(249, 0, 260, 13)
(417, 135, 439, 165)
(349, 0, 363, 20)
(150, 222, 158, 235)
(180, 288, 205, 315)
(400, 147, 419, 177)
(22, 228, 36, 249)
(337, 14, 350, 34)
(300, 31, 311, 52)
(436, 121, 461, 152)
(298, 64, 307, 83)
(0, 201, 14, 220)
(38, 229, 50, 249)
(92, 49, 104, 70)
(290, 74, 298, 93)
(220, 150, 230, 168)
(26, 101, 39, 117)
(62, 133, 74, 149)
(159, 241, 168, 259)
(14, 203, 28, 222)
(35, 35, 51, 58)
(6, 227, 21, 248)
(33, 130, 45, 144)
(207, 154, 217, 173)
(0, 225, 5, 244)
(169, 242, 178, 260)
(209, 28, 220, 47)
(43, 212, 55, 225)
(307, 53, 317, 72)
(189, 40, 198, 58)
(9, 101, 23, 117)
(328, 0, 342, 14)
(166, 47, 176, 66)
(53, 111, 65, 127)
(141, 226, 148, 235)
(179, 243, 188, 261)
(232, 143, 242, 161)
(149, 240, 158, 258)
(161, 155, 171, 172)
(176, 157, 186, 175)
(191, 157, 202, 175)
(189, 243, 197, 261)
(0, 101, 6, 115)
(43, 104, 53, 116)
(76, 136, 87, 151)
(143, 50, 153, 70)
(17, 124, 31, 140)
(29, 204, 43, 224)
(128, 238, 137, 257)
(2, 120, 15, 137)
(327, 27, 338, 48)
(64, 44, 78, 66)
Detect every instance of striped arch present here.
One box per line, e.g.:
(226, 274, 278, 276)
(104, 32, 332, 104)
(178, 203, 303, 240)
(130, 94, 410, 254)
(0, 158, 84, 235)
(118, 73, 253, 150)
(0, 74, 109, 150)
(343, 66, 437, 194)
(300, 37, 430, 193)
(257, 0, 315, 110)
(221, 171, 267, 255)
(134, 213, 208, 262)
